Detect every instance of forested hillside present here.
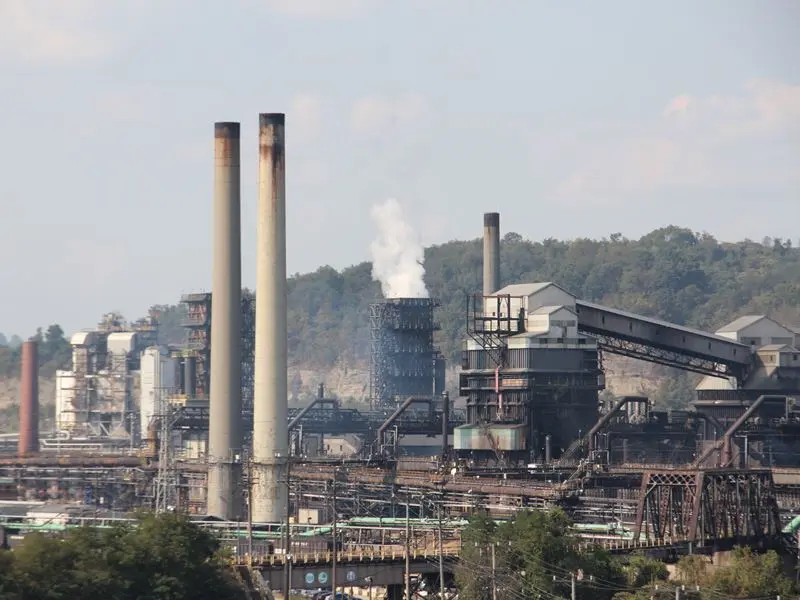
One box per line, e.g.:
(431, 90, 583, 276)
(280, 225, 800, 368)
(2, 225, 799, 404)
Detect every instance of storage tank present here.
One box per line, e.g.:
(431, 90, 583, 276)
(139, 347, 177, 434)
(54, 370, 77, 431)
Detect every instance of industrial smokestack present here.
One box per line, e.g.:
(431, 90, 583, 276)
(483, 212, 500, 295)
(252, 113, 288, 523)
(207, 122, 243, 520)
(18, 340, 39, 456)
(185, 356, 197, 397)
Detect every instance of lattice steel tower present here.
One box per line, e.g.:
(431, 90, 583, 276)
(369, 298, 444, 407)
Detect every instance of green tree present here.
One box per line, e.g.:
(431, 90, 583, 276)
(4, 513, 245, 600)
(674, 546, 795, 599)
(456, 509, 626, 600)
(9, 224, 800, 399)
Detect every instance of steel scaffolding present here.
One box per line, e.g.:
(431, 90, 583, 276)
(369, 298, 442, 407)
(180, 292, 255, 424)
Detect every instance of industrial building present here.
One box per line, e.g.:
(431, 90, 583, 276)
(3, 111, 800, 586)
(458, 283, 603, 462)
(369, 297, 445, 407)
(453, 212, 800, 469)
(53, 312, 162, 443)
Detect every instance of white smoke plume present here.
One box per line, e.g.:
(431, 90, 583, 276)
(370, 198, 429, 299)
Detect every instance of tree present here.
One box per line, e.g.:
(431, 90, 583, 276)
(3, 513, 245, 600)
(674, 546, 794, 599)
(7, 224, 800, 408)
(456, 509, 626, 600)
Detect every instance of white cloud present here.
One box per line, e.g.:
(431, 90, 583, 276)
(663, 94, 692, 118)
(262, 0, 377, 19)
(0, 0, 165, 66)
(552, 79, 800, 205)
(350, 93, 428, 137)
(290, 94, 322, 140)
(0, 0, 111, 65)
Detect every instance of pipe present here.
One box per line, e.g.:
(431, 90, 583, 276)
(494, 366, 503, 418)
(377, 397, 431, 438)
(441, 392, 450, 460)
(145, 420, 159, 459)
(482, 212, 500, 295)
(185, 356, 197, 397)
(587, 396, 641, 456)
(544, 435, 552, 464)
(178, 358, 186, 394)
(18, 340, 39, 456)
(694, 412, 725, 441)
(720, 395, 773, 467)
(253, 112, 289, 523)
(696, 394, 780, 468)
(207, 121, 243, 520)
(289, 398, 340, 431)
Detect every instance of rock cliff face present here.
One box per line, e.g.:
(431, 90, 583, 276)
(602, 356, 662, 398)
(286, 355, 663, 404)
(0, 377, 56, 433)
(0, 356, 665, 431)
(0, 378, 56, 411)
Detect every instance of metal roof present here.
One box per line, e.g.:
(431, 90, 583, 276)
(758, 344, 796, 352)
(491, 282, 573, 298)
(716, 315, 767, 333)
(530, 305, 574, 316)
(576, 300, 743, 345)
(70, 331, 97, 346)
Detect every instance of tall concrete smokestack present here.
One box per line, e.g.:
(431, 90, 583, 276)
(483, 212, 500, 295)
(207, 122, 243, 520)
(18, 340, 39, 456)
(252, 113, 288, 523)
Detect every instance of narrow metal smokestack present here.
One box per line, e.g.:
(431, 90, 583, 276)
(185, 356, 197, 397)
(252, 113, 288, 523)
(18, 340, 39, 456)
(207, 122, 243, 520)
(483, 212, 500, 295)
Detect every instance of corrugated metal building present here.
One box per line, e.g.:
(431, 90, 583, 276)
(458, 283, 604, 462)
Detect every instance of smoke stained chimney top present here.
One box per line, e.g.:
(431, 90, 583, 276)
(214, 122, 241, 138)
(259, 113, 286, 127)
(484, 212, 500, 228)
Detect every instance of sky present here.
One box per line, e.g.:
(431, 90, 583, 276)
(0, 0, 798, 337)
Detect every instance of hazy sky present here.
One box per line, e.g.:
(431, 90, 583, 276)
(1, 0, 798, 337)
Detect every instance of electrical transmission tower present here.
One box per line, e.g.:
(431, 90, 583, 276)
(154, 387, 179, 513)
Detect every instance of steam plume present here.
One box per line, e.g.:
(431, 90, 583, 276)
(370, 198, 428, 298)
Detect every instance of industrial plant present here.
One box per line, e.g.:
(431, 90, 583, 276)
(3, 112, 800, 596)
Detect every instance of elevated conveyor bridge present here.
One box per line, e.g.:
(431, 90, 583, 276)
(574, 301, 751, 382)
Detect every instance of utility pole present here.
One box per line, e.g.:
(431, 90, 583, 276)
(283, 456, 292, 597)
(246, 456, 253, 562)
(491, 542, 497, 600)
(405, 499, 411, 600)
(331, 476, 337, 597)
(571, 572, 576, 600)
(437, 500, 445, 599)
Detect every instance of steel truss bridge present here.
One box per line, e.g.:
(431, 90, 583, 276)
(0, 455, 795, 553)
